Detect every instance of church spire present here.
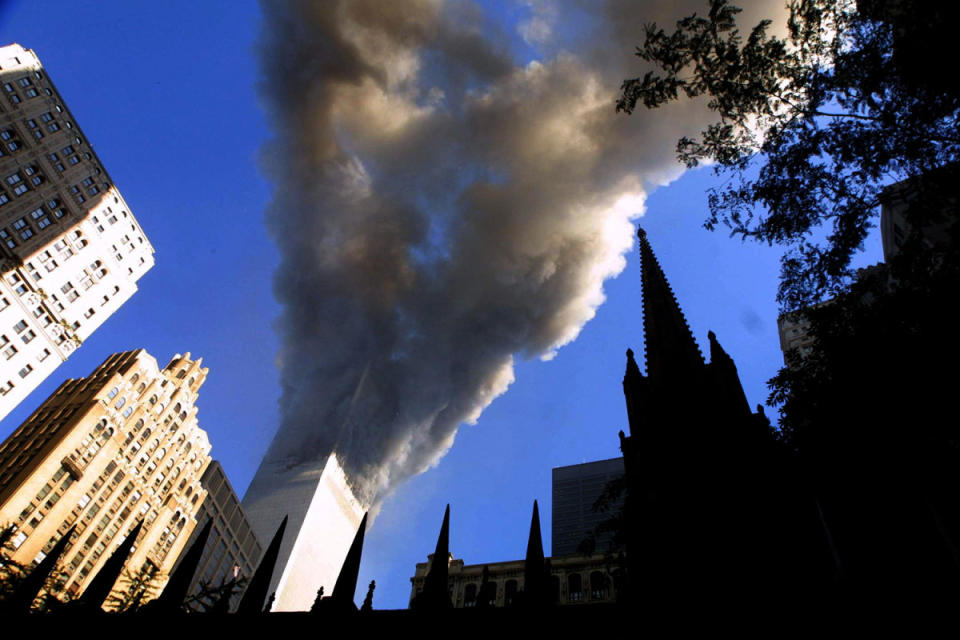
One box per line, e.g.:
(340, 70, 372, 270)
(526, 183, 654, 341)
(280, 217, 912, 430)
(636, 227, 704, 380)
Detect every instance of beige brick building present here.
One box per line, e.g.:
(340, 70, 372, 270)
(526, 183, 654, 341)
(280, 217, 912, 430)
(0, 43, 155, 421)
(0, 350, 211, 605)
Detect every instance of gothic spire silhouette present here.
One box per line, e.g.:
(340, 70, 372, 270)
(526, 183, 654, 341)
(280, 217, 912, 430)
(237, 515, 287, 614)
(412, 504, 452, 609)
(76, 519, 143, 611)
(636, 227, 704, 381)
(330, 511, 368, 609)
(148, 518, 214, 613)
(523, 500, 549, 607)
(2, 525, 76, 613)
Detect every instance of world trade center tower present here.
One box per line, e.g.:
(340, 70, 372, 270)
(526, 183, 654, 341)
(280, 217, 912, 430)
(242, 449, 367, 611)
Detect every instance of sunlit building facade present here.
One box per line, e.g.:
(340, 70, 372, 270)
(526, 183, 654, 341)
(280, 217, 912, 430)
(0, 350, 210, 604)
(0, 43, 155, 421)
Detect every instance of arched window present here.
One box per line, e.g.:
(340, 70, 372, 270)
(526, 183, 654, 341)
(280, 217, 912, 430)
(504, 580, 518, 607)
(114, 396, 126, 409)
(177, 369, 186, 379)
(133, 419, 144, 432)
(130, 373, 139, 385)
(568, 574, 582, 602)
(122, 406, 134, 418)
(179, 411, 187, 421)
(590, 571, 608, 600)
(107, 386, 119, 399)
(173, 403, 181, 414)
(137, 382, 146, 394)
(464, 584, 477, 607)
(149, 394, 157, 405)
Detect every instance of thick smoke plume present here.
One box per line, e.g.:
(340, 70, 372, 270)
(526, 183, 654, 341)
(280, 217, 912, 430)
(258, 0, 785, 505)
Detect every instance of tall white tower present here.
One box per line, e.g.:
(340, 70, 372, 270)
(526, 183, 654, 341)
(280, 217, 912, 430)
(242, 451, 367, 611)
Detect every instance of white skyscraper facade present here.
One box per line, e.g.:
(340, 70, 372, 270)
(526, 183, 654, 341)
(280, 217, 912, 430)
(0, 43, 154, 421)
(242, 452, 367, 611)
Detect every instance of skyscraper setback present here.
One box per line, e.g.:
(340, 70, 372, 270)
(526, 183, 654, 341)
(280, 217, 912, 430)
(0, 43, 155, 421)
(0, 350, 212, 604)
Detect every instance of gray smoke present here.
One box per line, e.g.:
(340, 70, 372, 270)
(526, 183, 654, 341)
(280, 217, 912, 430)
(258, 0, 785, 505)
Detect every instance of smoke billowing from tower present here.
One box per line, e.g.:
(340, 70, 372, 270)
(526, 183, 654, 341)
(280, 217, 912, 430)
(252, 0, 786, 507)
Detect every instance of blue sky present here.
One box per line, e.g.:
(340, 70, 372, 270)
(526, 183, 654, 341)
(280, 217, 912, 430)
(0, 0, 883, 609)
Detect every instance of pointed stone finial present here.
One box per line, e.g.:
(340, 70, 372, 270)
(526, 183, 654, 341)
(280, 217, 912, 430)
(77, 520, 143, 611)
(2, 525, 76, 613)
(707, 330, 732, 365)
(237, 515, 287, 615)
(624, 348, 642, 379)
(361, 580, 375, 612)
(330, 512, 369, 610)
(412, 504, 452, 610)
(523, 500, 549, 608)
(149, 518, 213, 613)
(310, 586, 325, 613)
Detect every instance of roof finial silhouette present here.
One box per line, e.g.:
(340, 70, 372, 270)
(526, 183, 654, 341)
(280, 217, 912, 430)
(523, 500, 549, 608)
(412, 504, 452, 609)
(237, 515, 287, 614)
(148, 517, 214, 613)
(76, 520, 143, 611)
(329, 512, 368, 611)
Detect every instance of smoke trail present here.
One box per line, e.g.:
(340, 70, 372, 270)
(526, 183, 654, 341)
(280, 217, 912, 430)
(257, 0, 785, 504)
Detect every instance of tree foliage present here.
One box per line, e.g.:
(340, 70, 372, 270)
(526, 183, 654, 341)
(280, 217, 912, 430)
(618, 0, 960, 309)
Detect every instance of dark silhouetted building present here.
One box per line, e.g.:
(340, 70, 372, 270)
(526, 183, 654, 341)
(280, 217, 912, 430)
(551, 457, 623, 557)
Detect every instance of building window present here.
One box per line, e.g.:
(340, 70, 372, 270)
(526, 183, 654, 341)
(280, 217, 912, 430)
(18, 364, 33, 378)
(38, 348, 50, 362)
(0, 380, 13, 395)
(107, 386, 119, 399)
(13, 320, 28, 333)
(21, 330, 36, 344)
(568, 574, 583, 602)
(2, 344, 16, 360)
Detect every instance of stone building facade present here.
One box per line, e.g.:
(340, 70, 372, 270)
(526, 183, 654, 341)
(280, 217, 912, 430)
(409, 552, 623, 608)
(0, 350, 210, 604)
(0, 43, 155, 421)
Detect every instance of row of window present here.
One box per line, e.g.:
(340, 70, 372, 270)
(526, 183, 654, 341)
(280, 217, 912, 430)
(3, 73, 47, 107)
